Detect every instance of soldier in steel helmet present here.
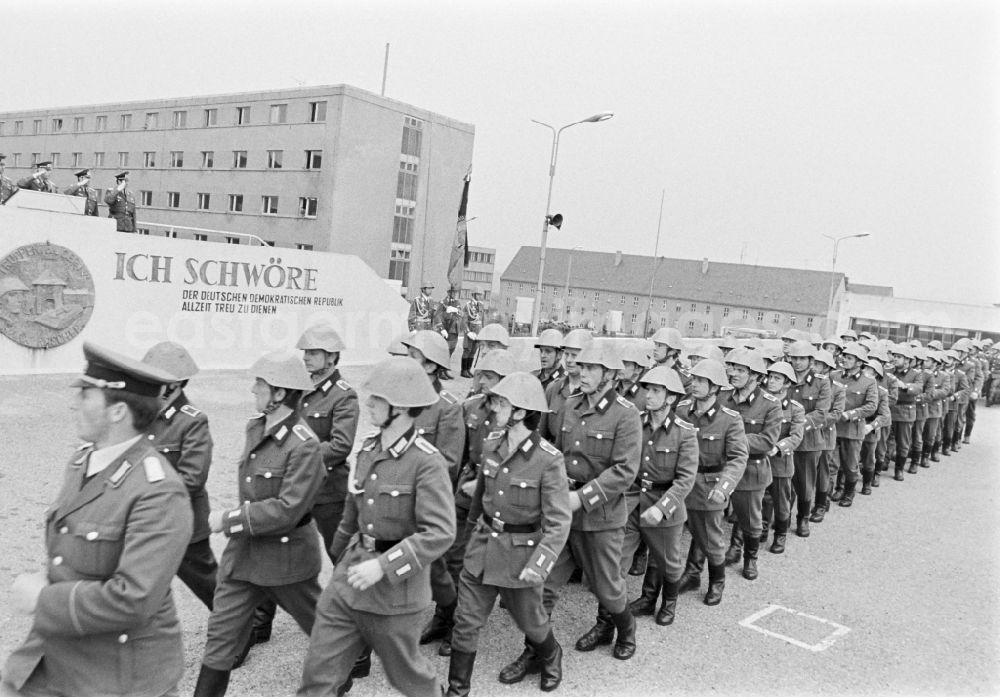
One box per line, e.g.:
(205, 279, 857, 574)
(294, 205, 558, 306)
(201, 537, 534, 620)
(447, 372, 571, 696)
(533, 328, 565, 389)
(786, 341, 830, 538)
(829, 343, 878, 508)
(808, 349, 844, 522)
(297, 357, 455, 697)
(859, 356, 891, 495)
(192, 352, 324, 697)
(1, 343, 191, 697)
(760, 361, 805, 553)
(538, 328, 591, 442)
(616, 342, 653, 412)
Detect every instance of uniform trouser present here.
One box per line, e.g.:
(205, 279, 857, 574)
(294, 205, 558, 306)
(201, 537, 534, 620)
(965, 399, 977, 438)
(462, 338, 478, 360)
(817, 448, 837, 496)
(313, 501, 347, 563)
(876, 429, 888, 469)
(943, 409, 959, 446)
(297, 585, 439, 697)
(890, 420, 914, 466)
(955, 405, 967, 442)
(922, 416, 941, 455)
(177, 537, 219, 609)
(910, 417, 926, 459)
(860, 438, 877, 473)
(686, 509, 727, 567)
(203, 575, 321, 671)
(730, 489, 765, 538)
(792, 451, 820, 518)
(451, 568, 551, 653)
(446, 333, 458, 356)
(543, 527, 628, 615)
(837, 438, 862, 483)
(429, 504, 468, 608)
(765, 477, 792, 527)
(621, 507, 684, 582)
(0, 667, 179, 697)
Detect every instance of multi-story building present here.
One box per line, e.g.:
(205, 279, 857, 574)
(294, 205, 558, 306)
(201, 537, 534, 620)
(0, 84, 475, 298)
(459, 245, 496, 301)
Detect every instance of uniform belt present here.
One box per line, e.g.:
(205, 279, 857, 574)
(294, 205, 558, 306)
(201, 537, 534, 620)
(360, 534, 401, 552)
(567, 478, 585, 491)
(639, 478, 673, 491)
(698, 465, 724, 474)
(482, 514, 540, 534)
(295, 513, 313, 528)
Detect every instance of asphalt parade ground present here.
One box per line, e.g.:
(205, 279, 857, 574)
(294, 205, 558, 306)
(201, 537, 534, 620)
(1, 367, 998, 696)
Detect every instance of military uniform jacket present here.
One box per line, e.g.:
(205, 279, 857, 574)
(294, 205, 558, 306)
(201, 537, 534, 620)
(890, 367, 924, 422)
(719, 387, 782, 491)
(555, 386, 642, 531)
(329, 429, 455, 615)
(465, 430, 571, 587)
(462, 299, 484, 334)
(923, 369, 951, 419)
(789, 370, 831, 452)
(865, 385, 892, 442)
(145, 393, 213, 542)
(64, 183, 100, 215)
(771, 397, 805, 477)
(104, 187, 136, 231)
(833, 370, 879, 440)
(407, 295, 435, 330)
(456, 393, 494, 510)
(961, 357, 982, 395)
(218, 411, 324, 586)
(617, 378, 647, 412)
(533, 365, 565, 391)
(299, 368, 359, 506)
(434, 297, 462, 336)
(0, 174, 17, 203)
(414, 378, 465, 483)
(17, 175, 58, 192)
(950, 369, 970, 408)
(820, 377, 846, 450)
(634, 410, 698, 527)
(3, 440, 192, 697)
(675, 399, 748, 511)
(885, 373, 900, 409)
(539, 373, 577, 442)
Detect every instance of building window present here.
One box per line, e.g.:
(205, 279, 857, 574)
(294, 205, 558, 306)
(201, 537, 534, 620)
(689, 303, 696, 312)
(226, 237, 240, 244)
(228, 194, 244, 212)
(140, 190, 152, 206)
(120, 114, 132, 130)
(309, 101, 327, 123)
(144, 151, 156, 167)
(51, 118, 63, 132)
(660, 317, 667, 327)
(633, 296, 640, 306)
(266, 150, 283, 169)
(72, 116, 84, 132)
(14, 120, 23, 135)
(32, 119, 42, 135)
(790, 316, 797, 327)
(163, 230, 177, 238)
(203, 108, 218, 127)
(194, 233, 208, 241)
(742, 309, 749, 320)
(118, 152, 129, 167)
(631, 313, 638, 324)
(688, 320, 696, 332)
(675, 304, 682, 314)
(172, 111, 187, 128)
(144, 112, 158, 129)
(296, 243, 314, 251)
(262, 196, 278, 215)
(235, 106, 250, 125)
(29, 153, 40, 166)
(298, 197, 318, 218)
(136, 228, 150, 235)
(723, 307, 730, 318)
(50, 153, 60, 167)
(95, 115, 107, 131)
(757, 311, 765, 322)
(197, 193, 211, 210)
(772, 313, 781, 324)
(393, 203, 415, 244)
(305, 150, 322, 169)
(397, 164, 418, 200)
(389, 248, 411, 287)
(232, 150, 247, 168)
(201, 151, 214, 168)
(705, 305, 711, 314)
(401, 117, 422, 156)
(269, 103, 287, 123)
(93, 152, 105, 166)
(167, 192, 180, 208)
(704, 322, 710, 333)
(806, 318, 814, 328)
(12, 153, 20, 166)
(169, 151, 184, 168)
(72, 153, 82, 167)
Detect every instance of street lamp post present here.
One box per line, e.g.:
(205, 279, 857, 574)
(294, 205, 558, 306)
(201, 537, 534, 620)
(822, 232, 870, 336)
(563, 245, 583, 324)
(530, 111, 613, 337)
(643, 189, 666, 336)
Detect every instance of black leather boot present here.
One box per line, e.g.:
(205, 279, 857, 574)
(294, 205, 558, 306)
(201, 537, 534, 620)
(628, 540, 649, 576)
(941, 439, 951, 456)
(575, 606, 615, 651)
(724, 526, 743, 565)
(460, 357, 473, 379)
(704, 563, 725, 606)
(760, 495, 773, 542)
(193, 665, 231, 697)
(610, 609, 636, 660)
(808, 493, 826, 524)
(838, 480, 856, 507)
(860, 470, 873, 495)
(498, 636, 540, 684)
(656, 578, 679, 626)
(797, 514, 812, 536)
(930, 444, 941, 462)
(872, 468, 881, 487)
(420, 601, 454, 645)
(894, 456, 906, 481)
(770, 518, 788, 553)
(920, 452, 931, 468)
(629, 566, 662, 616)
(742, 535, 759, 580)
(445, 649, 476, 697)
(908, 455, 919, 474)
(350, 646, 372, 679)
(536, 631, 563, 692)
(830, 471, 845, 501)
(677, 542, 704, 593)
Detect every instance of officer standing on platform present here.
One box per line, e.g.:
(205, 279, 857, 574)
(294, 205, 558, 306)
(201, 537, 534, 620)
(63, 169, 99, 216)
(448, 372, 571, 696)
(193, 351, 324, 697)
(0, 154, 17, 204)
(533, 329, 566, 389)
(436, 287, 463, 358)
(17, 161, 58, 193)
(297, 357, 455, 697)
(460, 290, 486, 378)
(761, 361, 804, 553)
(1, 343, 192, 697)
(408, 282, 437, 331)
(104, 171, 136, 232)
(787, 341, 830, 538)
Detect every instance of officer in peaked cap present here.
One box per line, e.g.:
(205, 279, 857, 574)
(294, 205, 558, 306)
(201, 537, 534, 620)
(17, 161, 58, 193)
(1, 342, 192, 697)
(63, 169, 99, 216)
(105, 171, 137, 232)
(460, 289, 487, 378)
(408, 281, 437, 331)
(0, 153, 16, 204)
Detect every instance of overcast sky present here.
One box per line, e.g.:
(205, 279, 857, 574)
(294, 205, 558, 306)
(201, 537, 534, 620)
(5, 0, 997, 305)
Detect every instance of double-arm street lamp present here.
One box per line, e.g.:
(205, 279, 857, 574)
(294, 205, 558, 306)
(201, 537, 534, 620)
(530, 111, 614, 336)
(822, 232, 870, 335)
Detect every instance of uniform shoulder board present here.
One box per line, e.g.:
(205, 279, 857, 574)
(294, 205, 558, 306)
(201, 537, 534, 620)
(721, 406, 740, 418)
(180, 404, 202, 418)
(485, 429, 505, 440)
(539, 438, 561, 456)
(616, 395, 635, 409)
(677, 399, 692, 408)
(336, 379, 352, 392)
(762, 391, 779, 402)
(143, 456, 165, 483)
(414, 436, 439, 454)
(440, 390, 457, 405)
(674, 418, 695, 431)
(790, 399, 803, 409)
(293, 424, 317, 442)
(464, 392, 487, 406)
(879, 386, 889, 394)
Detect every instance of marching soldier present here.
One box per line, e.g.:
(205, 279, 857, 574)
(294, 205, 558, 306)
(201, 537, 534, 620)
(675, 359, 748, 605)
(920, 351, 951, 466)
(688, 343, 724, 369)
(650, 328, 685, 372)
(829, 343, 878, 508)
(761, 361, 805, 553)
(0, 154, 17, 204)
(957, 339, 984, 443)
(859, 358, 891, 495)
(297, 357, 456, 697)
(193, 351, 324, 697)
(475, 322, 511, 355)
(17, 161, 58, 193)
(533, 328, 565, 389)
(906, 346, 931, 473)
(1, 343, 192, 697)
(616, 342, 652, 412)
(448, 372, 572, 696)
(408, 282, 437, 331)
(808, 349, 843, 523)
(63, 169, 100, 216)
(943, 350, 969, 454)
(104, 171, 136, 232)
(886, 344, 923, 481)
(787, 341, 830, 538)
(460, 289, 486, 378)
(538, 328, 592, 442)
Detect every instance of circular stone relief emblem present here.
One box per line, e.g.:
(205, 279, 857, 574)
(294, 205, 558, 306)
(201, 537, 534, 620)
(0, 243, 96, 349)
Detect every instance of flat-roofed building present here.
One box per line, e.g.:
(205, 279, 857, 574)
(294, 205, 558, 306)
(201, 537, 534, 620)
(460, 245, 496, 301)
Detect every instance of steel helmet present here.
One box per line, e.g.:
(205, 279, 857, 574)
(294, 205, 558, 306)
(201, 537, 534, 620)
(951, 338, 971, 351)
(742, 338, 763, 351)
(912, 346, 930, 362)
(867, 361, 885, 378)
(250, 350, 314, 391)
(402, 330, 452, 369)
(927, 339, 944, 351)
(419, 280, 435, 290)
(908, 339, 923, 348)
(859, 331, 878, 341)
(944, 349, 960, 360)
(535, 328, 564, 350)
(387, 331, 412, 356)
(867, 347, 891, 364)
(859, 339, 875, 352)
(619, 342, 652, 368)
(787, 341, 814, 358)
(889, 344, 913, 360)
(822, 336, 844, 351)
(488, 371, 550, 413)
(926, 350, 944, 364)
(690, 343, 724, 362)
(719, 335, 739, 351)
(639, 365, 685, 395)
(477, 323, 510, 347)
(761, 346, 784, 363)
(781, 329, 809, 343)
(142, 341, 199, 381)
(767, 361, 797, 384)
(296, 324, 346, 353)
(725, 348, 767, 375)
(363, 356, 439, 408)
(841, 343, 868, 361)
(809, 332, 824, 345)
(576, 341, 625, 370)
(840, 329, 858, 341)
(812, 349, 837, 369)
(650, 327, 684, 350)
(561, 328, 593, 351)
(689, 358, 729, 388)
(475, 349, 517, 377)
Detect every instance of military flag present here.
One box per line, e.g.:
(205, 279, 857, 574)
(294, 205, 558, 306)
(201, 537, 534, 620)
(446, 172, 471, 291)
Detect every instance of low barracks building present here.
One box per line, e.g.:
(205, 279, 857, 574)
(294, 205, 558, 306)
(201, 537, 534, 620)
(0, 85, 474, 298)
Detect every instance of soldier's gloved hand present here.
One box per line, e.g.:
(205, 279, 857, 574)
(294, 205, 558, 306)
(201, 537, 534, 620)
(347, 559, 385, 591)
(467, 332, 477, 341)
(440, 330, 448, 339)
(568, 491, 583, 512)
(518, 567, 544, 585)
(768, 446, 779, 456)
(971, 392, 979, 400)
(460, 479, 478, 497)
(640, 505, 664, 526)
(446, 306, 459, 314)
(707, 488, 726, 504)
(208, 510, 224, 533)
(11, 571, 47, 615)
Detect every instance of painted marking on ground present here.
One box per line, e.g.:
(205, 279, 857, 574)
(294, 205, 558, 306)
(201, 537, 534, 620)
(739, 604, 851, 652)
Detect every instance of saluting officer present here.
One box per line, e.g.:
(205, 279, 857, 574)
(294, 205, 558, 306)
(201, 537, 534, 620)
(787, 341, 830, 537)
(460, 289, 486, 378)
(533, 328, 566, 389)
(193, 352, 324, 697)
(761, 361, 805, 553)
(408, 282, 437, 331)
(0, 153, 18, 204)
(17, 161, 58, 193)
(104, 171, 136, 232)
(1, 343, 192, 697)
(141, 341, 217, 609)
(63, 169, 100, 216)
(297, 357, 456, 697)
(448, 372, 572, 696)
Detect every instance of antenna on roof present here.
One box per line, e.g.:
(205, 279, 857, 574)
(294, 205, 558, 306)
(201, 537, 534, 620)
(382, 43, 390, 96)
